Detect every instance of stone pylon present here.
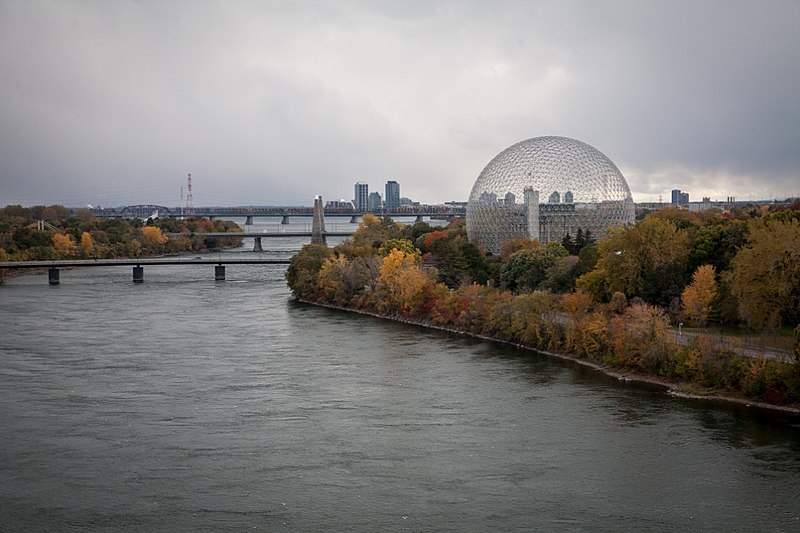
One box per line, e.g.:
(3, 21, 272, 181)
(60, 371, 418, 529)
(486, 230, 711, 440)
(311, 195, 327, 246)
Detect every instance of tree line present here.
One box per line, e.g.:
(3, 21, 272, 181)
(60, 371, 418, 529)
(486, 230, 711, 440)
(0, 204, 244, 265)
(287, 203, 800, 407)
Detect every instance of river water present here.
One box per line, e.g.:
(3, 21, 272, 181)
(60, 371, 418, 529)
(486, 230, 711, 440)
(1, 220, 800, 532)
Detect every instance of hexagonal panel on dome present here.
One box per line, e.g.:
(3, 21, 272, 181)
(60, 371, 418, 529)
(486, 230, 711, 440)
(466, 136, 635, 254)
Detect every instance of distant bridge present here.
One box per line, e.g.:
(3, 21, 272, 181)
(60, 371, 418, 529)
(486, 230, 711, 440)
(87, 204, 464, 223)
(172, 230, 357, 251)
(0, 257, 292, 284)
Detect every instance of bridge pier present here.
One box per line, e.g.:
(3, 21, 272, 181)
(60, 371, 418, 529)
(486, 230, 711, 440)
(253, 237, 263, 252)
(48, 267, 60, 285)
(215, 265, 226, 281)
(281, 215, 290, 225)
(133, 266, 144, 283)
(350, 215, 359, 224)
(415, 215, 424, 222)
(245, 215, 254, 225)
(311, 195, 327, 246)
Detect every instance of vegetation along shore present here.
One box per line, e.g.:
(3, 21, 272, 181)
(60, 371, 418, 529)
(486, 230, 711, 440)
(287, 203, 800, 412)
(0, 204, 244, 282)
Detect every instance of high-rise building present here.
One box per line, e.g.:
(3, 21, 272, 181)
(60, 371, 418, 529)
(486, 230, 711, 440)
(671, 189, 681, 204)
(679, 191, 689, 204)
(368, 191, 383, 211)
(385, 180, 400, 209)
(354, 182, 369, 211)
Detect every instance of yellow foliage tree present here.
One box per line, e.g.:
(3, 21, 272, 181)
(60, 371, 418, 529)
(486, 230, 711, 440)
(681, 264, 717, 327)
(376, 248, 429, 315)
(52, 233, 76, 258)
(728, 219, 800, 331)
(80, 231, 95, 258)
(141, 226, 168, 248)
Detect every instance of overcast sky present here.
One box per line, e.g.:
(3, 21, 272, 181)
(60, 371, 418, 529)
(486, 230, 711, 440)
(1, 0, 798, 207)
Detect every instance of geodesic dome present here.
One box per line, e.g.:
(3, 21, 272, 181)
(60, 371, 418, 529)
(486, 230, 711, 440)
(466, 136, 635, 254)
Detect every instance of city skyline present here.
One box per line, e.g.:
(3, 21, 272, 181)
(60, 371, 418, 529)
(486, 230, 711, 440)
(1, 1, 799, 207)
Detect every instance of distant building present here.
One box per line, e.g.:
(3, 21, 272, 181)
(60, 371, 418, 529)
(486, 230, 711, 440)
(325, 199, 355, 210)
(354, 182, 369, 211)
(564, 190, 574, 203)
(548, 191, 561, 204)
(671, 189, 689, 205)
(368, 191, 383, 211)
(385, 180, 400, 209)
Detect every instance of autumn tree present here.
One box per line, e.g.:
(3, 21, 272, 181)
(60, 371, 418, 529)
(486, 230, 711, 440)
(728, 218, 800, 331)
(352, 214, 403, 249)
(52, 233, 76, 258)
(681, 265, 717, 327)
(316, 254, 379, 306)
(577, 216, 689, 305)
(286, 243, 333, 299)
(499, 236, 539, 261)
(377, 248, 433, 315)
(80, 232, 95, 258)
(141, 226, 168, 248)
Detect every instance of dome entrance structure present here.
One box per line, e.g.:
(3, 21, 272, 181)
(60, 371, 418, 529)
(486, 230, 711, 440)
(466, 136, 635, 254)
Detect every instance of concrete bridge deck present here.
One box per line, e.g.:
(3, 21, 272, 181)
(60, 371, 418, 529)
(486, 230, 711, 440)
(0, 257, 292, 284)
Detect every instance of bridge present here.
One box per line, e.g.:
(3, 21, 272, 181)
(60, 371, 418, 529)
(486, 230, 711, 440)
(86, 204, 464, 223)
(175, 230, 356, 251)
(0, 257, 292, 284)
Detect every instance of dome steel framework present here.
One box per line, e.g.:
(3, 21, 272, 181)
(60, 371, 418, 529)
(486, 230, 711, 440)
(466, 136, 635, 254)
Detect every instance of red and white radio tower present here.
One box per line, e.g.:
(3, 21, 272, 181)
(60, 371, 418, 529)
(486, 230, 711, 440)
(185, 173, 194, 215)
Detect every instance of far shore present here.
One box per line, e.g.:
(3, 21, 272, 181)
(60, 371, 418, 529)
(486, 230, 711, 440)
(297, 298, 800, 416)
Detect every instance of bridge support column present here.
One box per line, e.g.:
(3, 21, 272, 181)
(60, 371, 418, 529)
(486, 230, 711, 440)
(133, 266, 144, 283)
(215, 265, 226, 281)
(245, 215, 254, 225)
(281, 215, 290, 225)
(311, 195, 327, 246)
(48, 267, 60, 285)
(350, 215, 359, 224)
(253, 237, 263, 252)
(415, 215, 424, 222)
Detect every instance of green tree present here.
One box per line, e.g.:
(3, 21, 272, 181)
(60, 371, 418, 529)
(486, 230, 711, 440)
(500, 242, 569, 292)
(577, 216, 689, 305)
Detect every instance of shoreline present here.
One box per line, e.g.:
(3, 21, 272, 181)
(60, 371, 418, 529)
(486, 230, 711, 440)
(296, 297, 800, 416)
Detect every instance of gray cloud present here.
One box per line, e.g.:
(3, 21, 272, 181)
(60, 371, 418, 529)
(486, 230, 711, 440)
(1, 0, 798, 207)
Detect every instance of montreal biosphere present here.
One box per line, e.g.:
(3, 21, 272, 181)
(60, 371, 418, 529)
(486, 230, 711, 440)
(466, 136, 635, 254)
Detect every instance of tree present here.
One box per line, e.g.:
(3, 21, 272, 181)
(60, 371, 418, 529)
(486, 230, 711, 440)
(80, 231, 95, 258)
(681, 265, 717, 327)
(376, 248, 432, 315)
(141, 226, 168, 248)
(352, 214, 402, 249)
(500, 242, 568, 292)
(577, 216, 689, 305)
(286, 243, 333, 299)
(52, 233, 76, 258)
(499, 236, 539, 260)
(728, 219, 800, 331)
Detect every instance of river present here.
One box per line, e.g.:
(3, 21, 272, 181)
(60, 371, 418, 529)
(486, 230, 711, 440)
(1, 222, 799, 532)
